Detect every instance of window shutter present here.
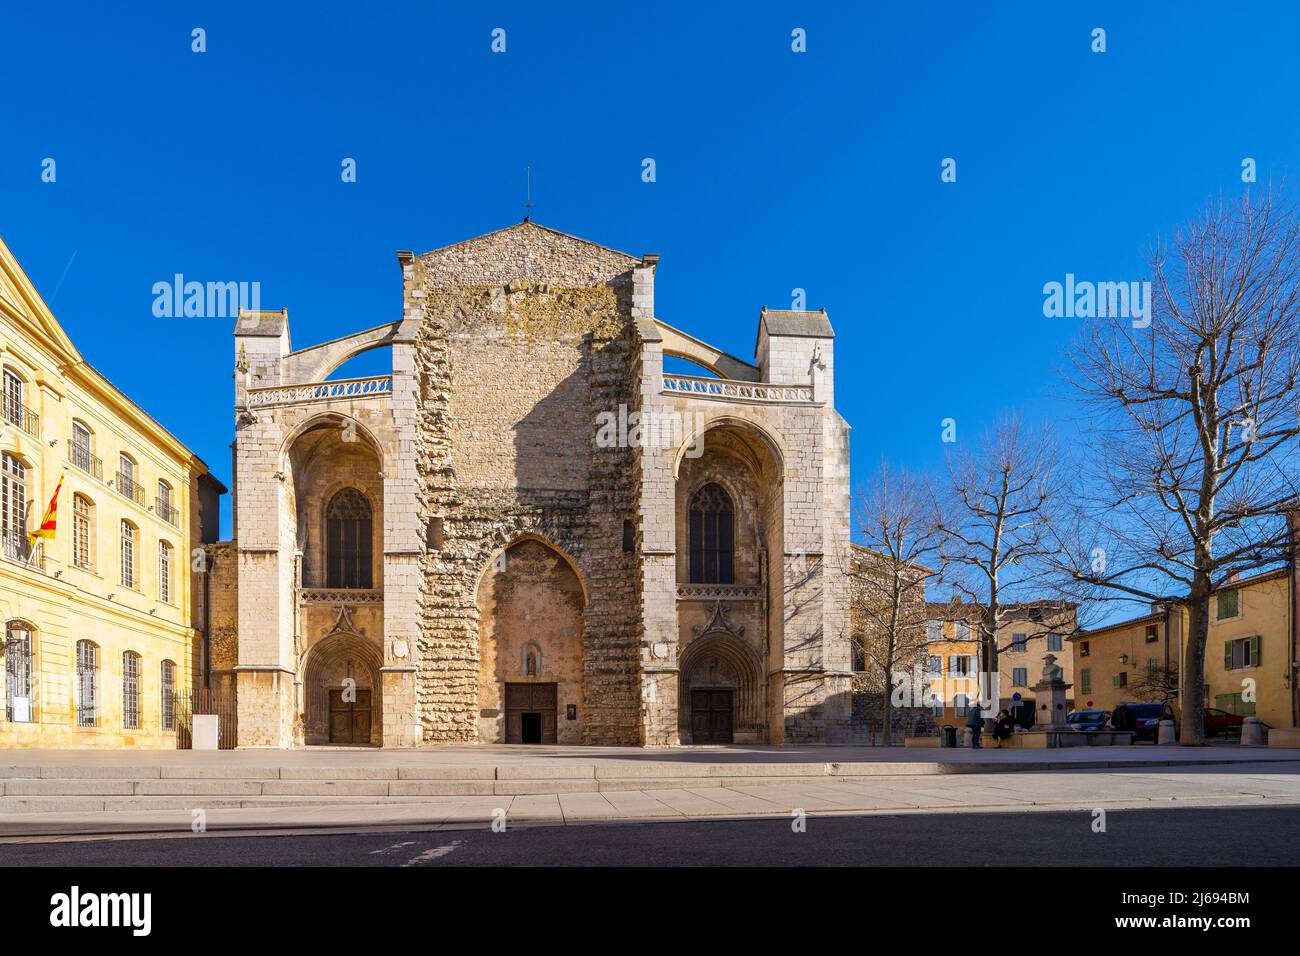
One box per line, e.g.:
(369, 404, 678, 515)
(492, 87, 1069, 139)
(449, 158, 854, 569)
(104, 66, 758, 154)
(1249, 635, 1260, 667)
(1224, 640, 1233, 671)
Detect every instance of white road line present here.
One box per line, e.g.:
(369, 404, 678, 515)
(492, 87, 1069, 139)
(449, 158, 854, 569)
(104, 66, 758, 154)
(369, 840, 416, 855)
(402, 840, 464, 867)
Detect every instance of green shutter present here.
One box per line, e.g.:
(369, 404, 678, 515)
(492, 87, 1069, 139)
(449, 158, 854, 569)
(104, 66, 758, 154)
(1080, 669, 1091, 694)
(1249, 635, 1260, 667)
(1224, 640, 1233, 670)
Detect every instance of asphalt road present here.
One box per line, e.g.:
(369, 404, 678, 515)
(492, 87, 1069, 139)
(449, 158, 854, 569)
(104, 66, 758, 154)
(5, 805, 1299, 866)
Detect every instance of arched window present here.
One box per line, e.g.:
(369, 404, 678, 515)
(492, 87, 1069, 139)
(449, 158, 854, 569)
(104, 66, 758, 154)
(122, 651, 141, 729)
(326, 488, 373, 589)
(76, 640, 99, 727)
(158, 540, 173, 604)
(1, 452, 28, 562)
(5, 621, 35, 722)
(852, 636, 868, 672)
(160, 660, 176, 731)
(73, 494, 94, 570)
(156, 479, 176, 526)
(70, 420, 99, 477)
(117, 452, 141, 505)
(688, 483, 734, 584)
(120, 520, 138, 588)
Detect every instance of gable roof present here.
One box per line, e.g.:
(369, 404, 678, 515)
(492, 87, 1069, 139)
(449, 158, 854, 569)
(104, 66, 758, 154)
(0, 235, 82, 366)
(416, 220, 641, 262)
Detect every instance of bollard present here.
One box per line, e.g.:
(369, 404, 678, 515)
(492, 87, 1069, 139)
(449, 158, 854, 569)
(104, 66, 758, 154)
(1157, 719, 1177, 745)
(963, 727, 974, 748)
(1241, 716, 1266, 746)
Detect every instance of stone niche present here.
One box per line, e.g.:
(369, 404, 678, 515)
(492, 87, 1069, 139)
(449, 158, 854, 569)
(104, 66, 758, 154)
(475, 538, 586, 743)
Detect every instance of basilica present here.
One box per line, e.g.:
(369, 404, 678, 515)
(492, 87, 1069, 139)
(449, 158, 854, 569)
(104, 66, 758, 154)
(208, 222, 853, 748)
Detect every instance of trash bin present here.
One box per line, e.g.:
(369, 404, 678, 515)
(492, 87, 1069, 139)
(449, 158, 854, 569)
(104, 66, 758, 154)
(941, 724, 957, 748)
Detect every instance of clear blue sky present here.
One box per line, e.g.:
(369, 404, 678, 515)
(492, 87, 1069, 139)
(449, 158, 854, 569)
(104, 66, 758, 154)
(3, 2, 1297, 538)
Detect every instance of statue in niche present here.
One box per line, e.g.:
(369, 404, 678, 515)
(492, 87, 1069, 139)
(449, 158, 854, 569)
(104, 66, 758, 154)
(524, 643, 540, 677)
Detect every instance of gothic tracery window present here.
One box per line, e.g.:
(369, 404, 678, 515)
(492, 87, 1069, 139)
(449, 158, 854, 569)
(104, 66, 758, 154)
(326, 488, 373, 589)
(688, 482, 735, 584)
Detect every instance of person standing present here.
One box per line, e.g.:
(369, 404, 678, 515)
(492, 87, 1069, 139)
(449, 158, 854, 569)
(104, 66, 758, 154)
(965, 699, 984, 748)
(992, 709, 1013, 748)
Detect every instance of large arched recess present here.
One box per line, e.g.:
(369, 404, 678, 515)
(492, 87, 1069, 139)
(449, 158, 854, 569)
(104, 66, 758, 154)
(474, 536, 587, 745)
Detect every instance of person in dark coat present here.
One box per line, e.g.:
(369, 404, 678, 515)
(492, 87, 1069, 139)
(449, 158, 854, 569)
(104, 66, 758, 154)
(965, 700, 984, 748)
(992, 709, 1014, 748)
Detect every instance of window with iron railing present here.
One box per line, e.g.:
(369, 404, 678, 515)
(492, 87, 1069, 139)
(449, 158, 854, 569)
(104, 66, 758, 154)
(115, 465, 145, 506)
(2, 369, 38, 438)
(5, 621, 34, 722)
(69, 422, 103, 479)
(0, 453, 36, 567)
(155, 480, 177, 525)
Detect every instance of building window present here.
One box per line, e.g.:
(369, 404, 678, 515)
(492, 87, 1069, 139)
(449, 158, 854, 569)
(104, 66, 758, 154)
(688, 483, 734, 585)
(1079, 668, 1092, 694)
(1012, 667, 1028, 687)
(120, 520, 138, 588)
(122, 651, 140, 729)
(926, 620, 943, 642)
(1047, 633, 1062, 652)
(927, 654, 942, 676)
(2, 368, 22, 425)
(5, 621, 35, 722)
(1010, 633, 1027, 653)
(73, 494, 94, 570)
(70, 420, 98, 477)
(950, 654, 973, 677)
(76, 640, 99, 727)
(158, 540, 172, 604)
(161, 660, 176, 731)
(1113, 671, 1128, 689)
(851, 638, 867, 672)
(931, 691, 944, 716)
(955, 621, 971, 641)
(117, 453, 141, 504)
(1, 452, 29, 562)
(326, 488, 373, 589)
(1224, 636, 1260, 671)
(156, 479, 176, 525)
(954, 693, 970, 717)
(1079, 640, 1090, 657)
(1216, 589, 1239, 620)
(1144, 623, 1159, 643)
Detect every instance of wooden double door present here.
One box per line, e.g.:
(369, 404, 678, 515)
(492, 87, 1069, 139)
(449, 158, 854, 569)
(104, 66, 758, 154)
(691, 689, 734, 744)
(505, 682, 557, 744)
(329, 688, 373, 744)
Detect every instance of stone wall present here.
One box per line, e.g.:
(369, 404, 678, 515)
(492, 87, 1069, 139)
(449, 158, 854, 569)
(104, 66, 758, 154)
(411, 223, 644, 744)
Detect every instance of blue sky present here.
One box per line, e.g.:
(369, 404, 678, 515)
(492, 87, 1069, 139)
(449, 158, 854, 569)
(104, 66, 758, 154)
(3, 1, 1298, 539)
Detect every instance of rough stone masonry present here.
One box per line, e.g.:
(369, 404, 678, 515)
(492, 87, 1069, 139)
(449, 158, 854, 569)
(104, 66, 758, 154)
(211, 221, 853, 748)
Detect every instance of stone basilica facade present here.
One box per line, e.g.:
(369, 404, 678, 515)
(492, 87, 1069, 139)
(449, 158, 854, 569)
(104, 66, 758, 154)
(208, 222, 852, 748)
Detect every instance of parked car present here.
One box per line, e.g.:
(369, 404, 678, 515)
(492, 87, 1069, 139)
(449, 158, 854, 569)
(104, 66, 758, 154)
(1065, 709, 1109, 731)
(1108, 702, 1176, 742)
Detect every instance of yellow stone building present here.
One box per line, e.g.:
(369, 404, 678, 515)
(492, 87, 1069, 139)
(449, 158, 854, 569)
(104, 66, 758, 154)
(0, 235, 223, 748)
(1071, 567, 1298, 735)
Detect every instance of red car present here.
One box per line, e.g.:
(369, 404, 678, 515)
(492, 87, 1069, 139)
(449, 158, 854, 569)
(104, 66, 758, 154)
(1203, 708, 1248, 737)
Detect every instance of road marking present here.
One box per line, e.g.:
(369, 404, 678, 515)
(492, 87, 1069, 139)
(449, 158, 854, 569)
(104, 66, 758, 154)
(402, 840, 464, 866)
(370, 840, 416, 855)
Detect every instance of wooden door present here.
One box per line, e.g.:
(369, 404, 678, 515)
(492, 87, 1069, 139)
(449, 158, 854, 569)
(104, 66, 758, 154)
(505, 683, 558, 744)
(329, 688, 372, 744)
(691, 689, 734, 744)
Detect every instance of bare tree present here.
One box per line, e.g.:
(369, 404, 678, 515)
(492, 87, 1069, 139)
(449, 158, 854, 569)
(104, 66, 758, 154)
(1065, 190, 1300, 744)
(850, 462, 940, 745)
(936, 415, 1064, 718)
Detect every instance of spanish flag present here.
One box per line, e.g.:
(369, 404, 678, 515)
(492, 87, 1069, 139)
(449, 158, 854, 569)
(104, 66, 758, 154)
(29, 473, 63, 544)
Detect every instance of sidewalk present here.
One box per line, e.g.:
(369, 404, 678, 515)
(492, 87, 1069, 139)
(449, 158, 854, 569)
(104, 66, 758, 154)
(2, 748, 1297, 841)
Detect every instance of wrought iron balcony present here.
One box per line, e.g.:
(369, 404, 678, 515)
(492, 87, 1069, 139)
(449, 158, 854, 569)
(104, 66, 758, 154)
(2, 399, 39, 437)
(155, 497, 179, 526)
(115, 472, 146, 507)
(1, 530, 43, 570)
(68, 443, 103, 480)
